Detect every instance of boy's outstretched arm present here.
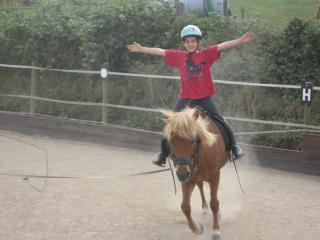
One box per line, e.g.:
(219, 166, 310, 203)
(127, 42, 165, 56)
(217, 32, 255, 52)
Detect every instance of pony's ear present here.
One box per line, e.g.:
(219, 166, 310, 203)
(192, 109, 201, 120)
(163, 110, 174, 122)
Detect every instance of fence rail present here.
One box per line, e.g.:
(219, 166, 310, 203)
(1, 63, 320, 90)
(0, 63, 319, 131)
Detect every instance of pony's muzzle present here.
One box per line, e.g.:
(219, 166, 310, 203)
(176, 170, 190, 182)
(174, 157, 193, 182)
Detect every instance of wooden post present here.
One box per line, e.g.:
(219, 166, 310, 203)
(301, 82, 313, 126)
(223, 0, 228, 17)
(144, 78, 154, 107)
(175, 0, 185, 16)
(30, 62, 37, 114)
(315, 5, 320, 20)
(303, 105, 311, 126)
(102, 79, 108, 123)
(241, 6, 245, 21)
(101, 67, 108, 123)
(301, 82, 313, 152)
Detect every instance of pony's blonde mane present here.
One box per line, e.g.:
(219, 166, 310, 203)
(163, 108, 217, 146)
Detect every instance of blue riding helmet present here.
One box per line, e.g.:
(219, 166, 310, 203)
(181, 25, 202, 41)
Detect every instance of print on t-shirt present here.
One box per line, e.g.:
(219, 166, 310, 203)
(185, 54, 203, 80)
(164, 45, 220, 98)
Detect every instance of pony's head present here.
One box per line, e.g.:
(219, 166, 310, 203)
(163, 108, 217, 182)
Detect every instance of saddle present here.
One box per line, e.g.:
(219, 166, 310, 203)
(200, 111, 231, 152)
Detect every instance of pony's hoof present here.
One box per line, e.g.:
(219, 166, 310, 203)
(202, 203, 209, 209)
(202, 209, 209, 215)
(202, 205, 209, 214)
(192, 224, 204, 235)
(212, 230, 221, 240)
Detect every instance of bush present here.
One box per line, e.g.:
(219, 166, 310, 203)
(0, 1, 319, 149)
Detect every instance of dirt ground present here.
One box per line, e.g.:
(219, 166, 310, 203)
(1, 129, 320, 240)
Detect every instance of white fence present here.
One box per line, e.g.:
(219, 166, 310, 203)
(1, 63, 320, 132)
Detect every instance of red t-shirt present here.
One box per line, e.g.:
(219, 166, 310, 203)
(164, 45, 220, 99)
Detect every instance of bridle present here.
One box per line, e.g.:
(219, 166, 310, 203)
(171, 137, 201, 178)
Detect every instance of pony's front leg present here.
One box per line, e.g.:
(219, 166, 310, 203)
(196, 181, 208, 210)
(210, 172, 221, 239)
(181, 182, 204, 235)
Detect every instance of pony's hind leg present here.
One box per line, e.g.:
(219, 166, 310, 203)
(196, 181, 208, 210)
(209, 172, 221, 237)
(181, 182, 204, 235)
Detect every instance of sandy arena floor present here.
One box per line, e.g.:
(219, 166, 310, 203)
(0, 130, 320, 240)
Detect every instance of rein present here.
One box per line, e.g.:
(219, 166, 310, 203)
(230, 154, 245, 194)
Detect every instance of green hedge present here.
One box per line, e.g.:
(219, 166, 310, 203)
(0, 0, 319, 149)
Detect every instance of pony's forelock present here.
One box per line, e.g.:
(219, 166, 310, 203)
(163, 108, 217, 146)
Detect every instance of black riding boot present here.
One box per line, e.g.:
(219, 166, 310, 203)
(225, 123, 244, 160)
(152, 137, 170, 167)
(230, 145, 244, 160)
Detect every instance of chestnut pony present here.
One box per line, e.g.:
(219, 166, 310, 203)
(163, 108, 229, 238)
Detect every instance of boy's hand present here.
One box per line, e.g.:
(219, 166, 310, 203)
(240, 32, 255, 43)
(127, 42, 143, 52)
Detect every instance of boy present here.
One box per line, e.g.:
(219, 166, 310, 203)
(128, 25, 255, 166)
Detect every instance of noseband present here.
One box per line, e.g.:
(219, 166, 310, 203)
(172, 138, 201, 172)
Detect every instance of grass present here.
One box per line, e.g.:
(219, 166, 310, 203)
(229, 0, 320, 27)
(1, 0, 319, 27)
